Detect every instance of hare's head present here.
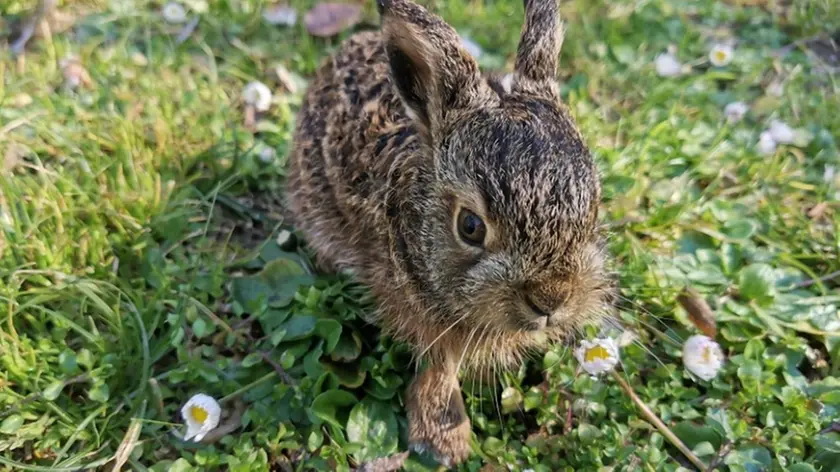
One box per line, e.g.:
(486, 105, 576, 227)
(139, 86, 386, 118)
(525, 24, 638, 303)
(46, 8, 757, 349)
(379, 0, 615, 361)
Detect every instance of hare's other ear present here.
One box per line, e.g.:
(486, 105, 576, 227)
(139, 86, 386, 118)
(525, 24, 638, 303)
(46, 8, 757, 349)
(512, 0, 564, 96)
(378, 0, 496, 139)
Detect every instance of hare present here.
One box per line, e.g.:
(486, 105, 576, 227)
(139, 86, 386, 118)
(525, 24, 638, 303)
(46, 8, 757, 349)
(286, 0, 615, 466)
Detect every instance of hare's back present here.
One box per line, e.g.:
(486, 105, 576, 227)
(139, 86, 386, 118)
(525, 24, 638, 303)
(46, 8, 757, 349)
(286, 31, 419, 271)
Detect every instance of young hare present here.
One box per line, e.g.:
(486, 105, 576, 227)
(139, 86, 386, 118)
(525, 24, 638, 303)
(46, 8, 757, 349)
(286, 0, 614, 466)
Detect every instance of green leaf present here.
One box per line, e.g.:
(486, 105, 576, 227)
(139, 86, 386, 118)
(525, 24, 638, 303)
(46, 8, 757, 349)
(611, 44, 635, 64)
(230, 276, 270, 314)
(59, 350, 79, 375)
(192, 318, 208, 338)
(577, 423, 602, 444)
(724, 445, 772, 472)
(692, 441, 716, 457)
(787, 464, 817, 472)
(738, 264, 776, 302)
(820, 390, 840, 405)
(687, 264, 728, 286)
(168, 458, 197, 472)
(523, 387, 544, 411)
(88, 382, 110, 402)
(0, 415, 24, 434)
(346, 398, 399, 462)
(315, 319, 342, 353)
(277, 315, 316, 342)
(500, 387, 522, 414)
(231, 256, 314, 313)
(723, 219, 756, 240)
(43, 380, 65, 401)
(325, 361, 367, 388)
(309, 389, 357, 429)
(241, 352, 262, 368)
(330, 330, 362, 362)
(307, 429, 324, 451)
(737, 361, 763, 392)
(672, 421, 723, 450)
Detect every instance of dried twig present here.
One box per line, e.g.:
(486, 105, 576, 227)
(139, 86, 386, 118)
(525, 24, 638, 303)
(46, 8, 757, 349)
(10, 0, 57, 55)
(175, 16, 200, 45)
(261, 351, 296, 386)
(705, 441, 733, 471)
(199, 400, 247, 444)
(611, 371, 708, 471)
(790, 270, 840, 290)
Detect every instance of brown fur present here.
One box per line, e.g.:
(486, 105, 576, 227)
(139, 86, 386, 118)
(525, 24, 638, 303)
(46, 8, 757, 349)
(286, 0, 615, 465)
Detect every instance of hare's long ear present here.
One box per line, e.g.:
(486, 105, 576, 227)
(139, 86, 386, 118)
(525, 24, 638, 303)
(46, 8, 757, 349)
(378, 0, 496, 139)
(512, 0, 564, 96)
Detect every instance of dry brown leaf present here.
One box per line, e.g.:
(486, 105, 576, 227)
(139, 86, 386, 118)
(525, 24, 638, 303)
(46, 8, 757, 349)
(272, 64, 298, 94)
(355, 451, 409, 472)
(677, 287, 717, 338)
(305, 2, 362, 38)
(808, 202, 828, 220)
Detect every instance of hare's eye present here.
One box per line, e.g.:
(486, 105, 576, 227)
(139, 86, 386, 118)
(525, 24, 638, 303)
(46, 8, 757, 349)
(456, 208, 486, 247)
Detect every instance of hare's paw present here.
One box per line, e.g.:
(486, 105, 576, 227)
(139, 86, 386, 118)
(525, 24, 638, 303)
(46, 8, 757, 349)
(406, 367, 472, 468)
(408, 414, 471, 468)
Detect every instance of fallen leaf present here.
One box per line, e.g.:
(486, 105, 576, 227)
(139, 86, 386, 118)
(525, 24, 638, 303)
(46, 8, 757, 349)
(677, 287, 717, 337)
(807, 202, 828, 220)
(272, 63, 298, 94)
(355, 451, 409, 472)
(305, 2, 362, 37)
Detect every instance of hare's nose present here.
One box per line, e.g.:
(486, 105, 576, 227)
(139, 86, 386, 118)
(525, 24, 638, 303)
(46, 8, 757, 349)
(523, 283, 568, 317)
(524, 294, 550, 317)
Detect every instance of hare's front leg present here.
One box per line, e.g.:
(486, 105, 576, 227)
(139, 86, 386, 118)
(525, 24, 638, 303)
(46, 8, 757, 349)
(406, 362, 472, 467)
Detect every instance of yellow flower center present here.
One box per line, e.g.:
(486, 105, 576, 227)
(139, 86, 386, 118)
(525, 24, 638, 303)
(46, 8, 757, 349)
(714, 51, 727, 62)
(585, 345, 610, 362)
(702, 346, 712, 363)
(190, 406, 208, 424)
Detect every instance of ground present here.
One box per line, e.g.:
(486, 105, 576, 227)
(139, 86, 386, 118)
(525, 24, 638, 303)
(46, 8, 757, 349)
(0, 0, 839, 471)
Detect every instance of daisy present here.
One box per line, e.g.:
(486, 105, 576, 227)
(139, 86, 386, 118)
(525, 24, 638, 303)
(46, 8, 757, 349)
(757, 131, 777, 156)
(162, 2, 188, 24)
(575, 338, 620, 376)
(768, 120, 795, 144)
(655, 53, 682, 77)
(263, 5, 297, 26)
(723, 102, 748, 124)
(242, 81, 273, 112)
(181, 393, 221, 442)
(682, 335, 724, 381)
(709, 44, 733, 67)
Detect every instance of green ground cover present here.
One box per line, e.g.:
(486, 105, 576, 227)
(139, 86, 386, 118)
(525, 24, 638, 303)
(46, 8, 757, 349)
(1, 0, 838, 470)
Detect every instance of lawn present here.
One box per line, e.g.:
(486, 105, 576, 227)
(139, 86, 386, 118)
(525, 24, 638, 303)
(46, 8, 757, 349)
(1, 0, 839, 471)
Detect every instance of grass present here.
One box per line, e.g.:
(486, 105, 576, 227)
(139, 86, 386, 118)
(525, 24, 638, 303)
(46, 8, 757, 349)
(1, 0, 839, 470)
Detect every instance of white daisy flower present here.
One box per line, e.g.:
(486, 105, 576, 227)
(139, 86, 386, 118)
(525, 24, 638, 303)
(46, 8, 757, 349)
(709, 44, 734, 67)
(768, 120, 795, 144)
(757, 131, 777, 156)
(258, 146, 277, 163)
(181, 393, 221, 441)
(263, 5, 297, 26)
(655, 53, 682, 77)
(162, 2, 188, 24)
(682, 335, 724, 381)
(575, 338, 620, 376)
(242, 81, 273, 112)
(724, 101, 748, 124)
(825, 165, 836, 185)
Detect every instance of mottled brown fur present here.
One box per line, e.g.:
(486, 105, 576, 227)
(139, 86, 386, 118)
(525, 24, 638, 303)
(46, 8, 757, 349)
(286, 0, 615, 465)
